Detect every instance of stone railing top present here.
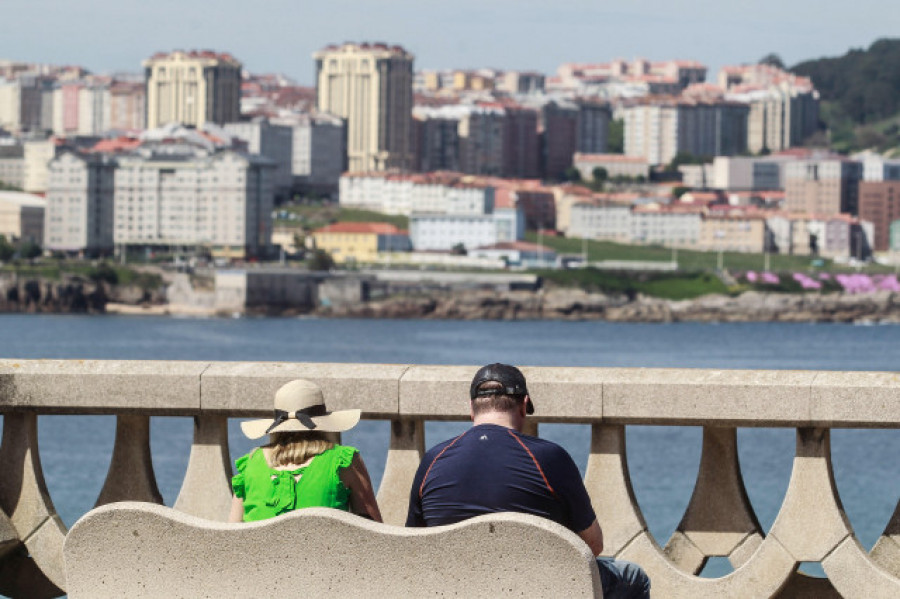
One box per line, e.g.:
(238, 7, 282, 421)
(63, 502, 602, 598)
(2, 359, 900, 427)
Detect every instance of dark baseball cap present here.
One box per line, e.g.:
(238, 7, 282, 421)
(470, 363, 534, 415)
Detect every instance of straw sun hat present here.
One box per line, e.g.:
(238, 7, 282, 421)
(240, 379, 361, 440)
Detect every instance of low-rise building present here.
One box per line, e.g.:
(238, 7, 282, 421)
(568, 199, 633, 242)
(469, 241, 557, 269)
(0, 190, 45, 245)
(631, 203, 704, 247)
(698, 210, 767, 253)
(339, 171, 495, 217)
(711, 156, 785, 191)
(573, 153, 650, 181)
(311, 222, 411, 264)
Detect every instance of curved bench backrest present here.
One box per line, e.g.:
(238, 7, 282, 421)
(63, 502, 602, 598)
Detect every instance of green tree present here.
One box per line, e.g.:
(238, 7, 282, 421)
(607, 119, 624, 153)
(0, 235, 14, 261)
(563, 166, 582, 182)
(666, 152, 711, 172)
(89, 262, 119, 284)
(672, 186, 690, 199)
(758, 53, 786, 69)
(592, 166, 609, 183)
(307, 249, 335, 271)
(19, 240, 42, 259)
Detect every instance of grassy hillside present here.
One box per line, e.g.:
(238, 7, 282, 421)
(527, 233, 892, 275)
(791, 38, 900, 153)
(275, 203, 409, 230)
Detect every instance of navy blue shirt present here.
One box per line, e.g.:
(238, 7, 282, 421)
(406, 423, 596, 533)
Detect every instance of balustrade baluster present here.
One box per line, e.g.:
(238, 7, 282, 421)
(665, 426, 763, 574)
(0, 413, 66, 597)
(95, 414, 163, 507)
(871, 498, 900, 577)
(377, 418, 424, 526)
(584, 423, 647, 555)
(174, 415, 232, 521)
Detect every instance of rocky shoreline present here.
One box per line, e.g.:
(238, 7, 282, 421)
(3, 274, 900, 323)
(315, 287, 900, 323)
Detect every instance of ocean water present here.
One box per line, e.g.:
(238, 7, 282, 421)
(1, 314, 899, 578)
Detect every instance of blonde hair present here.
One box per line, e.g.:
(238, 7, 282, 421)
(266, 431, 334, 467)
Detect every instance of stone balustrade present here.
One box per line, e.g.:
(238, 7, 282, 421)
(1, 359, 900, 598)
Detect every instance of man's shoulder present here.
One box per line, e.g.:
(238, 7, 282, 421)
(514, 432, 575, 462)
(422, 431, 468, 460)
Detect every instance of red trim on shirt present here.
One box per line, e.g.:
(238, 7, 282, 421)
(419, 430, 469, 498)
(507, 429, 556, 496)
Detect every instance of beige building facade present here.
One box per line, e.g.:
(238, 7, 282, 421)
(784, 159, 862, 215)
(0, 190, 45, 245)
(315, 43, 413, 172)
(143, 50, 242, 129)
(698, 213, 766, 253)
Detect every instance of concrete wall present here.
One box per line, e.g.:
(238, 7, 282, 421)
(4, 360, 900, 597)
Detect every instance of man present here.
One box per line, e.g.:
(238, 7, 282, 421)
(407, 363, 650, 599)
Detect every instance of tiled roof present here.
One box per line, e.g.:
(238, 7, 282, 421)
(314, 222, 403, 235)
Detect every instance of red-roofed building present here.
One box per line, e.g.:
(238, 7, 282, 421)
(311, 221, 410, 264)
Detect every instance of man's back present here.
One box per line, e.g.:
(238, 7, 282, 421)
(406, 423, 595, 533)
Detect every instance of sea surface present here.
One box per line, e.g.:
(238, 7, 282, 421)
(1, 314, 899, 578)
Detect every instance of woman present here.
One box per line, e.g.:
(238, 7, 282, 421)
(229, 378, 382, 523)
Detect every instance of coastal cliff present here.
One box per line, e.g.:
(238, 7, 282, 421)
(0, 275, 164, 314)
(316, 287, 900, 323)
(4, 273, 900, 323)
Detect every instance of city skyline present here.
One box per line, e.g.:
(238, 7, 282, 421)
(6, 0, 900, 84)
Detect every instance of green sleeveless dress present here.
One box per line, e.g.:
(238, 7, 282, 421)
(231, 444, 358, 522)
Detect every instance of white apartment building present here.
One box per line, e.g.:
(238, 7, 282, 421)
(0, 190, 45, 245)
(23, 138, 60, 194)
(224, 118, 294, 197)
(112, 148, 274, 258)
(315, 42, 413, 171)
(409, 209, 522, 252)
(44, 151, 116, 254)
(631, 206, 703, 247)
(339, 172, 495, 217)
(143, 50, 242, 129)
(568, 201, 633, 241)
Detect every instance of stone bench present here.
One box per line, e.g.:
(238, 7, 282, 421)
(63, 502, 603, 598)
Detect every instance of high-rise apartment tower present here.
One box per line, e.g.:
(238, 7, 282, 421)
(143, 50, 241, 129)
(314, 42, 413, 172)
